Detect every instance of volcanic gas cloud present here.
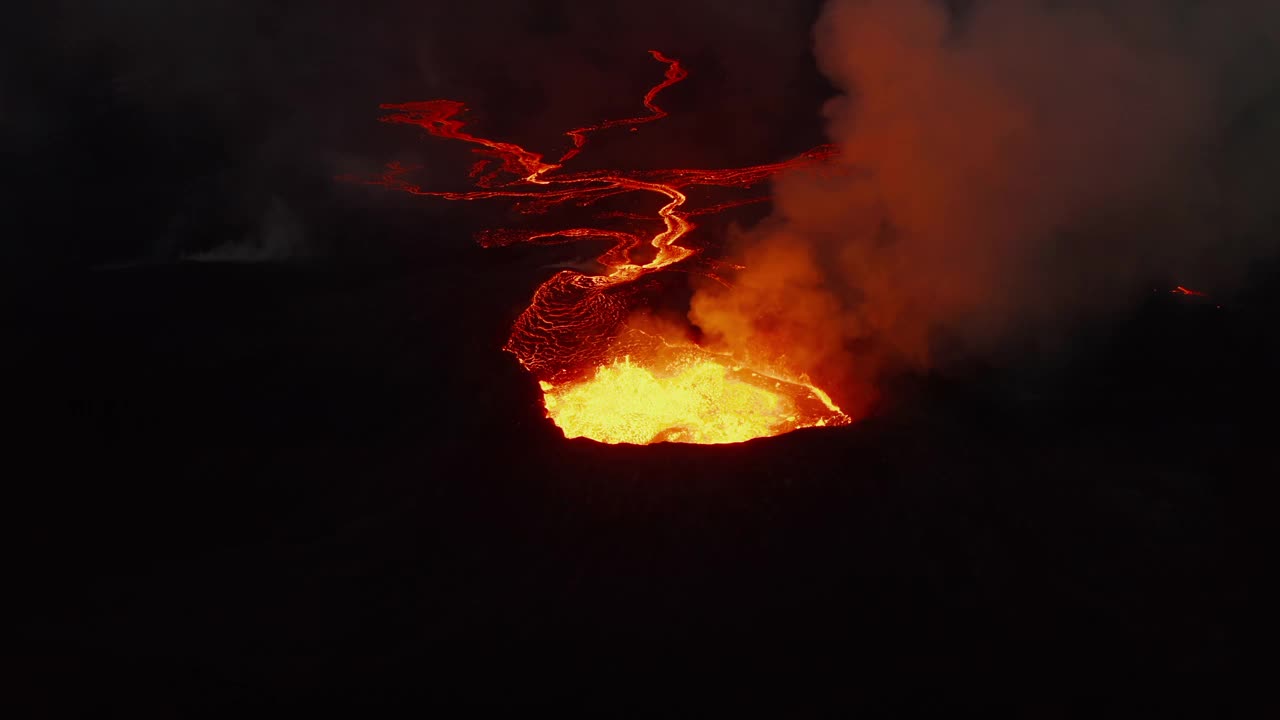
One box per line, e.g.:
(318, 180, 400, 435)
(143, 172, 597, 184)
(689, 0, 1280, 392)
(365, 51, 851, 445)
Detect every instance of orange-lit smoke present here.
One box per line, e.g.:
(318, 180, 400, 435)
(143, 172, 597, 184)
(691, 0, 1280, 395)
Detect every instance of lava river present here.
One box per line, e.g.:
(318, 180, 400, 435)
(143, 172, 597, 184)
(361, 51, 851, 444)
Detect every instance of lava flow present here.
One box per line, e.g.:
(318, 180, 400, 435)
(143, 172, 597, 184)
(362, 51, 850, 445)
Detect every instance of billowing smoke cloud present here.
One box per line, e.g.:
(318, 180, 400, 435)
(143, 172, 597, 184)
(690, 0, 1280, 403)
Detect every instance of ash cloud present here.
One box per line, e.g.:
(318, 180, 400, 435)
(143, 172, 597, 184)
(690, 0, 1280, 404)
(3, 0, 829, 267)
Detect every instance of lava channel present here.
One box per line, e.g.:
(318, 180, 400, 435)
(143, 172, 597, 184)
(359, 50, 851, 444)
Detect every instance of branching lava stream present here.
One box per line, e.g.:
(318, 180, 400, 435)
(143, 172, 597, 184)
(361, 51, 851, 444)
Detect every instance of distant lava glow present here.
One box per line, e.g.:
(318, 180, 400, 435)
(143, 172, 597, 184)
(361, 51, 851, 444)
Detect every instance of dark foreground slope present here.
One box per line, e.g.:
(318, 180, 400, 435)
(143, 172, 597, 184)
(6, 250, 1275, 702)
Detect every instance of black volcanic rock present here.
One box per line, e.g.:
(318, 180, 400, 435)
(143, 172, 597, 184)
(7, 254, 1274, 703)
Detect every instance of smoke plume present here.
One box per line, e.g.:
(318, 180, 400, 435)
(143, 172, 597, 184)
(690, 0, 1280, 402)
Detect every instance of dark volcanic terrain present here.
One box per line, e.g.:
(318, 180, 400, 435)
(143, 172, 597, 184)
(8, 248, 1274, 700)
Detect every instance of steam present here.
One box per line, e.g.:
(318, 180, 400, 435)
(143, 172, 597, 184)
(691, 0, 1280, 399)
(186, 199, 308, 264)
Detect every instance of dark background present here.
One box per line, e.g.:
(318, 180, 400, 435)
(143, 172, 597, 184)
(5, 0, 1274, 706)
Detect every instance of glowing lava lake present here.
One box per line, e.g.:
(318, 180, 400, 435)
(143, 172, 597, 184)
(359, 51, 851, 444)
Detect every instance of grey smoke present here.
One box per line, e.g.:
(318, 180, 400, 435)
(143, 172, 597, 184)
(690, 0, 1280, 401)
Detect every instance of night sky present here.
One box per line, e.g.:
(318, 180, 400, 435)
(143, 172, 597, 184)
(6, 0, 1276, 708)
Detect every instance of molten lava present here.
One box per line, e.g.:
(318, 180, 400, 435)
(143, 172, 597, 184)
(542, 346, 847, 446)
(361, 51, 851, 444)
